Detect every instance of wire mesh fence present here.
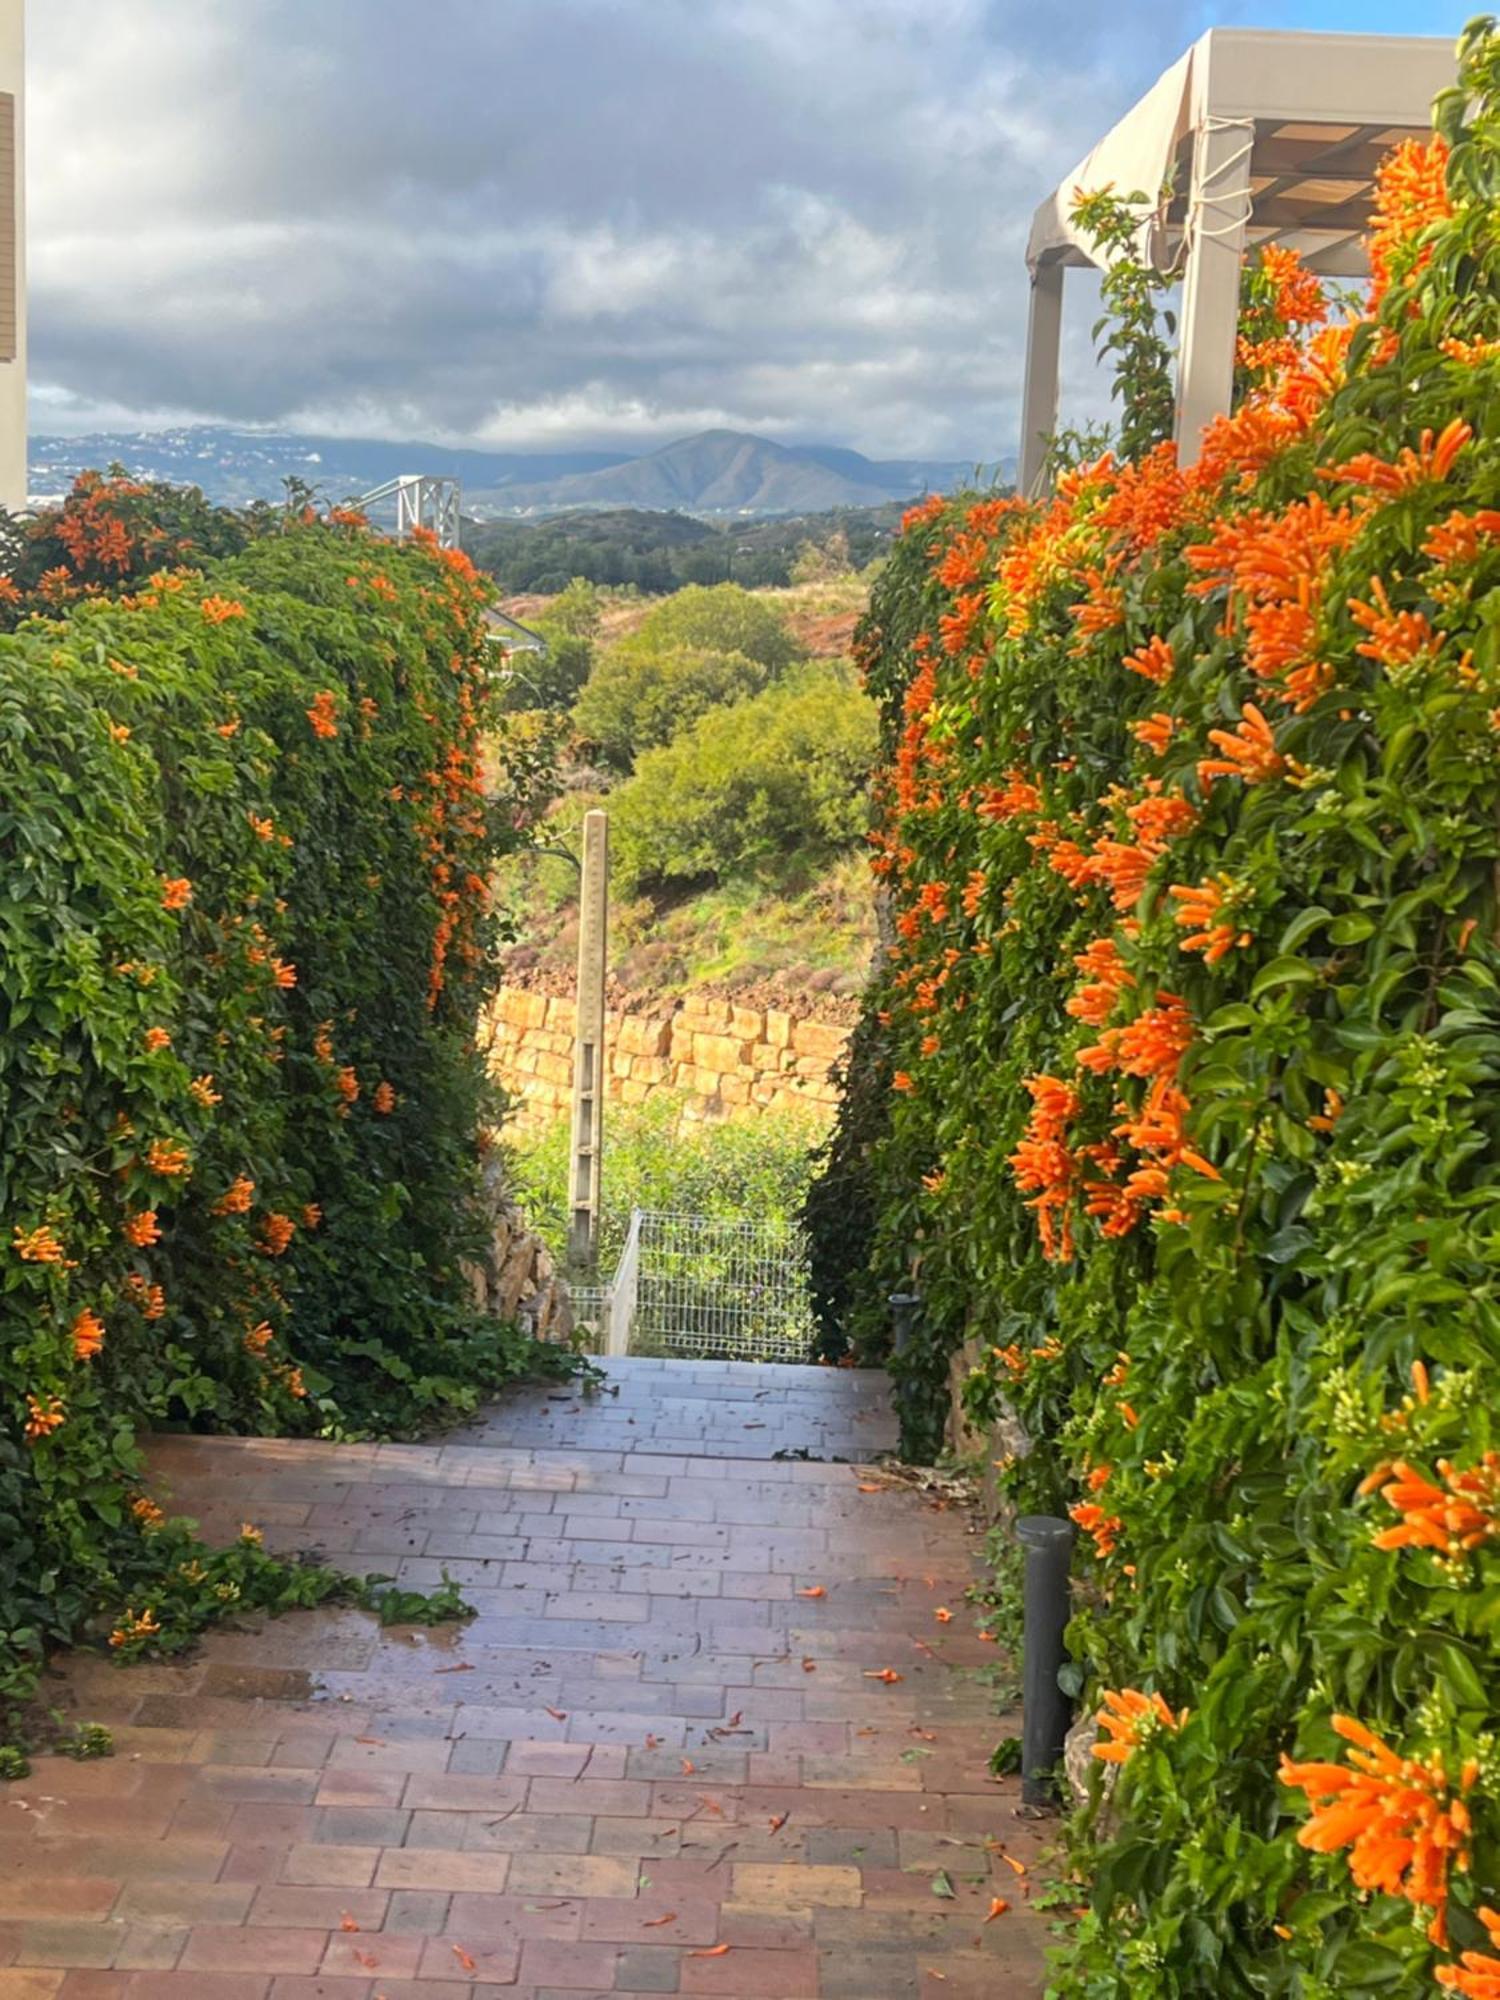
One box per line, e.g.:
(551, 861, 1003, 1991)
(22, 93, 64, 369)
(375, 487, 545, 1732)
(570, 1208, 817, 1363)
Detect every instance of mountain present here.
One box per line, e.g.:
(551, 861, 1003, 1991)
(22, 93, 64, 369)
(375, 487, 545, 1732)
(27, 428, 629, 511)
(28, 425, 997, 521)
(487, 429, 978, 516)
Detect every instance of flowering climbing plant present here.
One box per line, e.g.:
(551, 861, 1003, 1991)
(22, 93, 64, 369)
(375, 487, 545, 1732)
(0, 483, 562, 1746)
(812, 20, 1500, 1995)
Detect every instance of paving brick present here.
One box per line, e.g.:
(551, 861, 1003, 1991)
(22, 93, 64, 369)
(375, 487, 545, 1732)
(25, 1364, 1046, 1998)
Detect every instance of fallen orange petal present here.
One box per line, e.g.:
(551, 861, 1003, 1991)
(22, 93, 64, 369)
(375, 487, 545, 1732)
(865, 1668, 904, 1684)
(985, 1897, 1010, 1921)
(934, 1608, 953, 1623)
(681, 1758, 696, 1775)
(799, 1586, 827, 1598)
(999, 1853, 1027, 1877)
(689, 1944, 731, 1957)
(642, 1912, 678, 1928)
(451, 1947, 476, 1972)
(339, 1913, 360, 1932)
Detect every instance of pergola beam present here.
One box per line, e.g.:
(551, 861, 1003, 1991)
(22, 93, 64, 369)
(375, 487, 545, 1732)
(1017, 28, 1455, 490)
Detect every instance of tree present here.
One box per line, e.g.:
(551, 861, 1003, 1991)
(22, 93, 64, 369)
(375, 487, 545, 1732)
(572, 644, 774, 768)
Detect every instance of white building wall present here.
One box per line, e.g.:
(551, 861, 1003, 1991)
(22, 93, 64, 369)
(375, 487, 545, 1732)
(0, 0, 23, 515)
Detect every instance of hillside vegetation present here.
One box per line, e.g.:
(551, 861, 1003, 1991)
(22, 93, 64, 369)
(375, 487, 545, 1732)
(492, 569, 880, 1001)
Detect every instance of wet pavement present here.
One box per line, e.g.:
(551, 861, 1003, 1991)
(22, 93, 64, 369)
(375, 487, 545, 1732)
(3, 1360, 1051, 1999)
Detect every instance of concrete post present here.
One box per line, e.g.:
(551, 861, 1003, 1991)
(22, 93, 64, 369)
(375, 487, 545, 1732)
(568, 809, 608, 1269)
(1175, 114, 1253, 464)
(1018, 262, 1065, 498)
(0, 0, 24, 515)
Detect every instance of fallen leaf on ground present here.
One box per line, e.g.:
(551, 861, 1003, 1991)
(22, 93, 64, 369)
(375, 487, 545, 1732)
(931, 1870, 956, 1899)
(353, 1736, 384, 1746)
(433, 1662, 473, 1674)
(985, 1898, 1010, 1921)
(865, 1668, 904, 1684)
(726, 1710, 742, 1727)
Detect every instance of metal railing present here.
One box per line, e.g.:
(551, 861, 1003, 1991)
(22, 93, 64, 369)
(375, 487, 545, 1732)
(568, 1208, 816, 1363)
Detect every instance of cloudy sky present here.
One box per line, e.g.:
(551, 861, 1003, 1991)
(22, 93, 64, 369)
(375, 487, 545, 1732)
(27, 0, 1464, 462)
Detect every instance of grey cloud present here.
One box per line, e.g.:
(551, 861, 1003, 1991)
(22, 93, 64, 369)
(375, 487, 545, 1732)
(28, 0, 1233, 457)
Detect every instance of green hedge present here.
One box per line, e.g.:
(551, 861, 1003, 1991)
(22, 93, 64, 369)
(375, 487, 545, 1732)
(1, 493, 557, 1734)
(810, 33, 1500, 1998)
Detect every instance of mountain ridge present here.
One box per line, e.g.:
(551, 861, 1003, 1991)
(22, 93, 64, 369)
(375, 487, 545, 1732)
(28, 424, 999, 520)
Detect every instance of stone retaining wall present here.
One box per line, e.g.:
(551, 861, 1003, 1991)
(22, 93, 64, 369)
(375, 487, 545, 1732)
(486, 985, 850, 1126)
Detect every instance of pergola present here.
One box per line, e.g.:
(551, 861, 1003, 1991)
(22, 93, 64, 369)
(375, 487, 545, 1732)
(1017, 28, 1455, 494)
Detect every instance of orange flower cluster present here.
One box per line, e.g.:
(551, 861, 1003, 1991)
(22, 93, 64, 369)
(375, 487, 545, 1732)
(1197, 704, 1291, 787)
(1367, 137, 1452, 305)
(145, 1138, 191, 1177)
(1364, 1455, 1500, 1559)
(372, 1081, 396, 1114)
(1067, 937, 1134, 1027)
(123, 1210, 160, 1247)
(25, 1394, 65, 1440)
(1437, 1908, 1500, 1997)
(70, 1308, 105, 1360)
(200, 595, 247, 625)
(160, 876, 193, 911)
(1093, 1687, 1181, 1763)
(1279, 1716, 1474, 1943)
(123, 1273, 166, 1320)
(212, 1176, 255, 1217)
(1170, 877, 1252, 965)
(13, 1224, 65, 1263)
(306, 689, 340, 739)
(1009, 1074, 1080, 1261)
(257, 1212, 296, 1257)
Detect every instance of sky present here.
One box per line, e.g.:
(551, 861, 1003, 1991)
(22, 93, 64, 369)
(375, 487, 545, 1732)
(27, 0, 1467, 464)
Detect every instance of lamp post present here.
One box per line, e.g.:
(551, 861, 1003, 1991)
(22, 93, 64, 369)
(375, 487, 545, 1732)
(567, 809, 609, 1270)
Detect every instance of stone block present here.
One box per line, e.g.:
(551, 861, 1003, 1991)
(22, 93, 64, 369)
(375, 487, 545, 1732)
(534, 1051, 572, 1086)
(764, 1008, 793, 1050)
(791, 1018, 848, 1062)
(730, 1004, 763, 1042)
(694, 1030, 753, 1072)
(504, 988, 548, 1030)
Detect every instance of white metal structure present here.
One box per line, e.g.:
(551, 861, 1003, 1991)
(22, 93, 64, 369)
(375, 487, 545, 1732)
(355, 473, 462, 550)
(574, 1209, 817, 1364)
(0, 0, 24, 513)
(1018, 29, 1455, 493)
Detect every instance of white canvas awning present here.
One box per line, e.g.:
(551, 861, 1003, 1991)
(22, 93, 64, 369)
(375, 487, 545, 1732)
(1017, 29, 1456, 493)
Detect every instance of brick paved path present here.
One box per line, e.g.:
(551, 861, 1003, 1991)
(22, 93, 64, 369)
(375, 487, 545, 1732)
(2, 1360, 1052, 2000)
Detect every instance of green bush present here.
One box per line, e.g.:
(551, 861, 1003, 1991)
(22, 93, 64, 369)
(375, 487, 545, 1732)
(0, 480, 568, 1743)
(611, 666, 878, 891)
(573, 644, 774, 766)
(609, 581, 804, 674)
(809, 51, 1500, 1997)
(509, 1097, 822, 1270)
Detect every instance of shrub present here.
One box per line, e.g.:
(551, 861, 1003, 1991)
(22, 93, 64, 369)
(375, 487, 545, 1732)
(611, 581, 804, 674)
(509, 1097, 822, 1271)
(0, 485, 568, 1744)
(498, 576, 600, 714)
(573, 644, 775, 767)
(610, 665, 878, 891)
(810, 37, 1500, 1997)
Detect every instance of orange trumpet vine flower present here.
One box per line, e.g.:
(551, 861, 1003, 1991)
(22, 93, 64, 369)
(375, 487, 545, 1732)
(1092, 1688, 1181, 1763)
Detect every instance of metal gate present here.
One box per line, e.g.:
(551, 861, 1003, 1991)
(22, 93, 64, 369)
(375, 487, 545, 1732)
(571, 1208, 816, 1363)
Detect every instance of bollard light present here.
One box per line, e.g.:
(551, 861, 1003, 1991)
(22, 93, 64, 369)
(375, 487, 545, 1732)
(1015, 1513, 1077, 1808)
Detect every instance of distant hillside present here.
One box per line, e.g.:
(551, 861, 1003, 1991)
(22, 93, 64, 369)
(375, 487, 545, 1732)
(467, 500, 916, 593)
(490, 428, 975, 516)
(27, 427, 626, 511)
(29, 425, 1000, 521)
